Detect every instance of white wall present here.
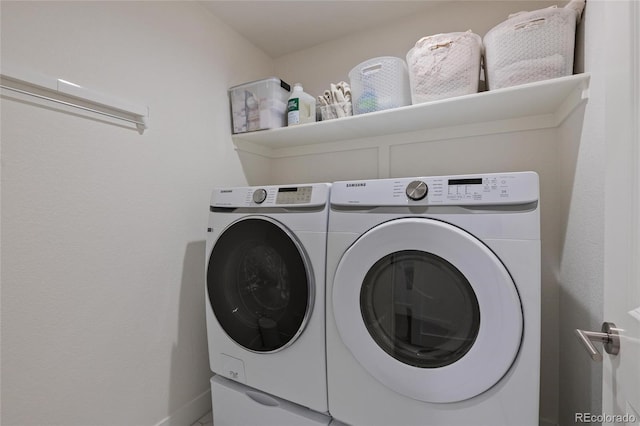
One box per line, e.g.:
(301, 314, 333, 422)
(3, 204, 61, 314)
(0, 2, 272, 425)
(557, 1, 606, 424)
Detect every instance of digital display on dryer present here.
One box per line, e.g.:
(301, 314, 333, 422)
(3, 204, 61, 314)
(276, 186, 312, 204)
(448, 178, 483, 185)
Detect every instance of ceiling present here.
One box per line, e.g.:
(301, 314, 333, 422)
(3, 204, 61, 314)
(202, 1, 442, 58)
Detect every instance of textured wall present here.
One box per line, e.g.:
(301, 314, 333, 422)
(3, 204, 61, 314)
(557, 2, 605, 425)
(0, 2, 272, 424)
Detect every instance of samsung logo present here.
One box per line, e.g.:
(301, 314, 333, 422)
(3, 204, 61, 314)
(220, 190, 233, 193)
(346, 183, 367, 187)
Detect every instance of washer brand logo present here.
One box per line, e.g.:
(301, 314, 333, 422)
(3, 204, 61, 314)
(346, 183, 367, 188)
(220, 190, 233, 193)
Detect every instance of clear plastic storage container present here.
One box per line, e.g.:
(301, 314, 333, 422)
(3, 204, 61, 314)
(407, 32, 482, 104)
(484, 6, 580, 90)
(228, 77, 291, 133)
(349, 57, 411, 115)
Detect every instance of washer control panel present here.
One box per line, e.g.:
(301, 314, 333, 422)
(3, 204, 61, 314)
(405, 180, 428, 201)
(211, 184, 329, 208)
(331, 172, 539, 206)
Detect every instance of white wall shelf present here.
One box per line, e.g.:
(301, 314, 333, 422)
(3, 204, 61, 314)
(232, 73, 590, 159)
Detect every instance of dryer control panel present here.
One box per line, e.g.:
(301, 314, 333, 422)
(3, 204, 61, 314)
(211, 183, 330, 208)
(331, 172, 539, 207)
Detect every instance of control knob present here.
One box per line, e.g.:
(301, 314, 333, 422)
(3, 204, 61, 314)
(406, 180, 428, 201)
(252, 188, 267, 204)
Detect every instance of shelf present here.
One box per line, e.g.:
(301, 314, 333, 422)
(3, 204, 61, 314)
(232, 73, 590, 159)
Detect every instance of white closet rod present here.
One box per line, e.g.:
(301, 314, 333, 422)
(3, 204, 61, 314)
(0, 66, 149, 134)
(0, 84, 147, 130)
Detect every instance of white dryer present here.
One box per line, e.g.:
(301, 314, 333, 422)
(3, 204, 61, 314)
(206, 183, 330, 413)
(326, 172, 540, 426)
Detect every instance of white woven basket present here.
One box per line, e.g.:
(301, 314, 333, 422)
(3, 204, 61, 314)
(349, 56, 411, 115)
(407, 31, 482, 104)
(484, 6, 578, 90)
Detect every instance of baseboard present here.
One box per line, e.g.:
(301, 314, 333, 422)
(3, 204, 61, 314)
(153, 388, 212, 426)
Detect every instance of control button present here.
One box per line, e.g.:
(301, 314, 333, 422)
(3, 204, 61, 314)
(406, 180, 428, 201)
(252, 188, 267, 204)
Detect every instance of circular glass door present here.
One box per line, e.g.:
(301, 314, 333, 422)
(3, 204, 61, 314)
(207, 217, 313, 353)
(333, 218, 523, 403)
(360, 250, 481, 369)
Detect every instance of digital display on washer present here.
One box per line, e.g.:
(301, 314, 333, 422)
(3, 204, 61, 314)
(448, 178, 483, 185)
(276, 186, 312, 204)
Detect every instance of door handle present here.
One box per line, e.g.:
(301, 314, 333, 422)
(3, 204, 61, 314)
(575, 322, 620, 362)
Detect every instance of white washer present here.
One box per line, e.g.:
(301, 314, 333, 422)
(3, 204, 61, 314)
(326, 172, 540, 426)
(206, 183, 330, 413)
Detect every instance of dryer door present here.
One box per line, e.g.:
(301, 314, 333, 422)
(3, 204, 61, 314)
(208, 216, 314, 353)
(332, 217, 523, 403)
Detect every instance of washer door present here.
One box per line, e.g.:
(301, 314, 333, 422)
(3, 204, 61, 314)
(208, 216, 314, 353)
(332, 218, 523, 403)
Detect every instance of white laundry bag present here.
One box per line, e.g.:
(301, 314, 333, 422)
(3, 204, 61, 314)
(406, 31, 483, 104)
(483, 0, 585, 90)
